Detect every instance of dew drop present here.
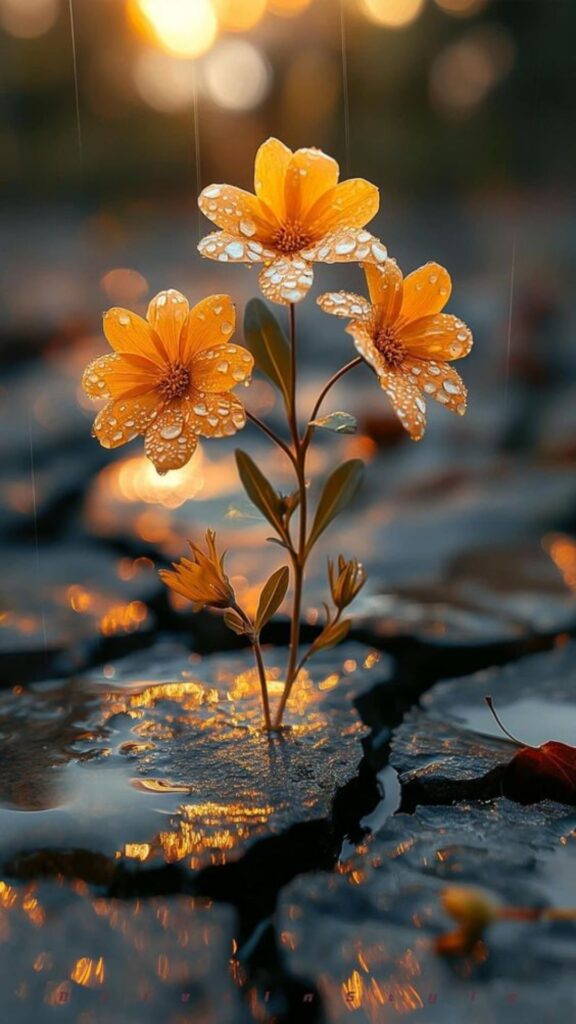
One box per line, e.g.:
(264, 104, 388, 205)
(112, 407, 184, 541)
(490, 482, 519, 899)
(160, 422, 183, 440)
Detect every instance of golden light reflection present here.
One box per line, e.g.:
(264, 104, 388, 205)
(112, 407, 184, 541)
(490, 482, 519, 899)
(342, 969, 364, 1010)
(213, 0, 266, 31)
(122, 843, 153, 861)
(99, 600, 149, 636)
(70, 957, 105, 988)
(103, 448, 205, 509)
(65, 582, 153, 637)
(128, 0, 218, 58)
(358, 0, 425, 29)
(544, 533, 576, 592)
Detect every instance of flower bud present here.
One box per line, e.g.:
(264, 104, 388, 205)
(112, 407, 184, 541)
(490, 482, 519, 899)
(328, 556, 366, 610)
(160, 529, 235, 610)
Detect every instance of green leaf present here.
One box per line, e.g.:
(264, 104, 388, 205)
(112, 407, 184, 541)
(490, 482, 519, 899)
(235, 449, 283, 532)
(255, 565, 290, 633)
(244, 298, 291, 406)
(306, 459, 364, 555)
(310, 618, 351, 655)
(309, 411, 357, 435)
(223, 609, 249, 636)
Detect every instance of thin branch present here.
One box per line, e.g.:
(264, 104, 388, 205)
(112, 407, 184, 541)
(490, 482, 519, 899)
(246, 411, 298, 469)
(302, 356, 363, 451)
(275, 304, 307, 728)
(231, 601, 272, 731)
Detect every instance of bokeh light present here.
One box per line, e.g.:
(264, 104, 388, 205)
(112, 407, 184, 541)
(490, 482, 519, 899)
(434, 0, 490, 16)
(133, 50, 197, 113)
(267, 0, 313, 16)
(358, 0, 425, 29)
(100, 269, 149, 305)
(0, 0, 59, 38)
(202, 40, 271, 112)
(128, 0, 218, 59)
(213, 0, 266, 32)
(430, 25, 515, 118)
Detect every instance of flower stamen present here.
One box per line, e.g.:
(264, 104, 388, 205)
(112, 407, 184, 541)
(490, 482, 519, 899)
(272, 221, 312, 255)
(157, 362, 191, 401)
(374, 327, 405, 368)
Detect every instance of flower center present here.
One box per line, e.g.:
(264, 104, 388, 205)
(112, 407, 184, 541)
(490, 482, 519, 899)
(374, 327, 405, 368)
(272, 220, 312, 254)
(157, 362, 190, 400)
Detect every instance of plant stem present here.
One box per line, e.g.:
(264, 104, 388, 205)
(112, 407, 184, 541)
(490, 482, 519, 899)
(231, 601, 272, 731)
(302, 356, 363, 452)
(246, 411, 298, 469)
(252, 636, 272, 732)
(274, 304, 307, 729)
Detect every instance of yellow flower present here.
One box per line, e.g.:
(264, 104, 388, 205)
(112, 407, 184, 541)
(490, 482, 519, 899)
(198, 137, 386, 305)
(82, 290, 253, 473)
(159, 529, 235, 609)
(318, 261, 473, 440)
(328, 556, 366, 610)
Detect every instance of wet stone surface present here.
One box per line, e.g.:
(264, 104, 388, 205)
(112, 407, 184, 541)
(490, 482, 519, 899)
(0, 883, 248, 1023)
(0, 543, 160, 683)
(0, 642, 389, 878)
(278, 799, 576, 1022)
(390, 641, 576, 808)
(354, 538, 576, 648)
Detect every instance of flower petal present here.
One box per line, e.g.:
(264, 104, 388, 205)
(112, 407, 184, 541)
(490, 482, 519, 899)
(307, 179, 380, 235)
(82, 353, 122, 400)
(146, 289, 189, 362)
(349, 323, 426, 440)
(397, 313, 473, 361)
(285, 148, 339, 222)
(254, 137, 292, 221)
(92, 392, 159, 449)
(92, 353, 161, 401)
(187, 391, 247, 438)
(399, 263, 452, 323)
(198, 184, 278, 239)
(258, 255, 314, 305)
(302, 228, 387, 266)
(376, 367, 427, 441)
(181, 294, 236, 363)
(103, 308, 166, 363)
(144, 403, 198, 473)
(404, 358, 467, 415)
(317, 291, 372, 320)
(198, 231, 275, 264)
(191, 343, 254, 392)
(363, 260, 403, 323)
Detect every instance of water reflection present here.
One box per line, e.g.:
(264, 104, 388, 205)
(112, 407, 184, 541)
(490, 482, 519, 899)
(0, 644, 380, 871)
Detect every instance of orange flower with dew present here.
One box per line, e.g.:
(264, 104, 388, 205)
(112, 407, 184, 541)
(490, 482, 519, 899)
(82, 291, 253, 474)
(318, 261, 473, 440)
(197, 137, 386, 305)
(160, 529, 235, 610)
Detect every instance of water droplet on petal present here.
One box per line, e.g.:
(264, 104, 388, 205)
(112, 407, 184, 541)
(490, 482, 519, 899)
(160, 422, 183, 440)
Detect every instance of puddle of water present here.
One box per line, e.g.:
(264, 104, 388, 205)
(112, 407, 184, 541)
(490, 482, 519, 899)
(0, 761, 185, 860)
(450, 698, 576, 747)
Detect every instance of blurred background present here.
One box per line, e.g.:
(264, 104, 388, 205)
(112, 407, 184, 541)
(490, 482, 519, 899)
(2, 0, 576, 681)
